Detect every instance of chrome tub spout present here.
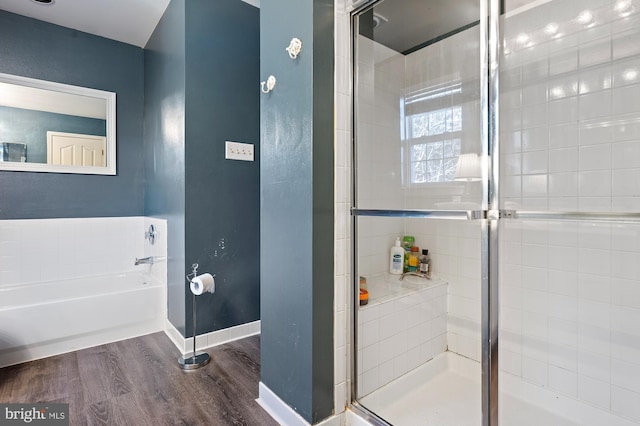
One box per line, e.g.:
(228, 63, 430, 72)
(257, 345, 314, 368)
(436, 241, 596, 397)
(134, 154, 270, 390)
(134, 256, 154, 266)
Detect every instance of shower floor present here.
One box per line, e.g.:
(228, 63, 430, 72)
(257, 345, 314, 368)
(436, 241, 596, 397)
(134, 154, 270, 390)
(359, 352, 637, 426)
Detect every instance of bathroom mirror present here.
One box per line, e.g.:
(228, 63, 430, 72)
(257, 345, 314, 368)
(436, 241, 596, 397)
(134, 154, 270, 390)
(0, 72, 116, 175)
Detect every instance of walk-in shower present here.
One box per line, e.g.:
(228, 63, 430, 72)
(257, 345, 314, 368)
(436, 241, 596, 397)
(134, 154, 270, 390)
(351, 0, 640, 424)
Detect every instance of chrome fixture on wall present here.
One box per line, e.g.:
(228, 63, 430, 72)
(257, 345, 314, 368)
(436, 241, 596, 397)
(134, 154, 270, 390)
(179, 263, 214, 370)
(145, 224, 156, 245)
(134, 256, 154, 265)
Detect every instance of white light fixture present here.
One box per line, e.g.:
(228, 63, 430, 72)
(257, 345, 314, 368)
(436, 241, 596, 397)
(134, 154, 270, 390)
(544, 22, 559, 36)
(454, 153, 482, 182)
(550, 86, 566, 99)
(516, 33, 530, 45)
(615, 0, 633, 16)
(623, 68, 638, 82)
(577, 10, 594, 25)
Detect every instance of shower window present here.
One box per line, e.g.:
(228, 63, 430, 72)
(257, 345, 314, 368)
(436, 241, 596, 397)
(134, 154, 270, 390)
(407, 137, 461, 184)
(403, 85, 464, 185)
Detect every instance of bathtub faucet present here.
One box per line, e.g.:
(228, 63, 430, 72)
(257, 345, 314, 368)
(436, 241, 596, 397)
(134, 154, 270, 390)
(135, 256, 154, 266)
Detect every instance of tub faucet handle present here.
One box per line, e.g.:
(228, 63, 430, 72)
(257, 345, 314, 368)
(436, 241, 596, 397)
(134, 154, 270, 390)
(145, 224, 156, 245)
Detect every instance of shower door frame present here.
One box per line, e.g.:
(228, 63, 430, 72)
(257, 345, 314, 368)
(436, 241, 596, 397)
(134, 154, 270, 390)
(348, 0, 502, 425)
(351, 0, 640, 424)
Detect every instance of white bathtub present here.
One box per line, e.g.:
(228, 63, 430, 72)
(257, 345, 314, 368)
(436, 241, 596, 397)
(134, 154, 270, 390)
(0, 272, 166, 368)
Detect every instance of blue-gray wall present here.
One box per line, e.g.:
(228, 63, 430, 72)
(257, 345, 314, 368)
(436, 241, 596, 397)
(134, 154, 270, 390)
(0, 106, 106, 164)
(2, 2, 260, 340)
(260, 0, 335, 422)
(0, 10, 144, 219)
(144, 0, 260, 337)
(144, 0, 187, 334)
(184, 0, 260, 335)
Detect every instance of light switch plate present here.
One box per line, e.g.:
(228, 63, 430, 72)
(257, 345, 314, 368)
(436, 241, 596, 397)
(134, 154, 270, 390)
(225, 141, 254, 162)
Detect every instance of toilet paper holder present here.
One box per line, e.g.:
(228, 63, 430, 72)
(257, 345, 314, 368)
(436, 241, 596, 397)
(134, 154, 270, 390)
(185, 263, 199, 284)
(179, 263, 215, 370)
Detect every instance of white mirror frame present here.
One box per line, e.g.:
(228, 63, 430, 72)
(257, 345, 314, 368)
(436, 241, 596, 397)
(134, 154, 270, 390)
(0, 72, 116, 175)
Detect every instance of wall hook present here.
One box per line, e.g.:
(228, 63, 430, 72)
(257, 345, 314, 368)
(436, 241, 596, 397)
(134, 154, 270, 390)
(260, 75, 276, 94)
(286, 38, 303, 59)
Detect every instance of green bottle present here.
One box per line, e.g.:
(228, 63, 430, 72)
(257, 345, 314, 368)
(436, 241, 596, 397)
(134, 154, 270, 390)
(402, 236, 415, 272)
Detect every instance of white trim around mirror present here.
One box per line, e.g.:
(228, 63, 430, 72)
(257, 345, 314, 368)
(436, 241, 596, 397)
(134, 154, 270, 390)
(0, 72, 116, 175)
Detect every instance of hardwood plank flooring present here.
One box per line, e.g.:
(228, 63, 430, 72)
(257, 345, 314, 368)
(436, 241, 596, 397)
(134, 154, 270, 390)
(0, 333, 278, 426)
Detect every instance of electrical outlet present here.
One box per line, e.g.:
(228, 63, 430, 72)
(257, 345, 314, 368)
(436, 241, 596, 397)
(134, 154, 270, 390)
(225, 141, 254, 162)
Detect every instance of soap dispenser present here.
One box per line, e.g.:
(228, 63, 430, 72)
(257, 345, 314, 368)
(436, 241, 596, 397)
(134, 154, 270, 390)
(389, 237, 404, 275)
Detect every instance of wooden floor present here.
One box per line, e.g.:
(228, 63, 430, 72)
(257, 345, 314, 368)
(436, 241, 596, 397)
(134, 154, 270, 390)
(0, 333, 278, 425)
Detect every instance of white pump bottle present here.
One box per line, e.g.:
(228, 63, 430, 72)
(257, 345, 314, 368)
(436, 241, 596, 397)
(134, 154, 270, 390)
(389, 237, 404, 275)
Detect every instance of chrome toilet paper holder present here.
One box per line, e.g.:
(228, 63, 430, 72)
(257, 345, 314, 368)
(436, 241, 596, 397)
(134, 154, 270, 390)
(179, 263, 213, 370)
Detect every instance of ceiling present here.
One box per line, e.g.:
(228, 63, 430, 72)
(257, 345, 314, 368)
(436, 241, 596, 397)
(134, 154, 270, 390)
(0, 0, 534, 52)
(361, 0, 541, 54)
(0, 0, 171, 48)
(368, 0, 480, 54)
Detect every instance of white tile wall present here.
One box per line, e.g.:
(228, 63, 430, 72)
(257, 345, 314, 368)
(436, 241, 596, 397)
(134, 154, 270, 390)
(500, 0, 640, 421)
(0, 217, 166, 286)
(356, 281, 447, 398)
(334, 0, 351, 416)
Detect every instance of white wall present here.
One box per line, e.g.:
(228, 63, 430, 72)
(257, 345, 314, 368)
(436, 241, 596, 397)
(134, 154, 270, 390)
(357, 281, 448, 397)
(0, 216, 167, 285)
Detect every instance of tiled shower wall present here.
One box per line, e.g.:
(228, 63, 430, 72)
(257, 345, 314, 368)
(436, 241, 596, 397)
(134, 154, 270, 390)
(356, 280, 448, 397)
(355, 25, 484, 365)
(334, 0, 351, 414)
(499, 0, 640, 421)
(0, 217, 167, 287)
(344, 0, 640, 421)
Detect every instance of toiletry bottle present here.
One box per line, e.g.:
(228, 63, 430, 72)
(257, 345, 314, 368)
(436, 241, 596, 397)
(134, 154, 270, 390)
(408, 246, 420, 272)
(419, 249, 430, 275)
(402, 236, 415, 272)
(389, 237, 404, 275)
(359, 276, 369, 306)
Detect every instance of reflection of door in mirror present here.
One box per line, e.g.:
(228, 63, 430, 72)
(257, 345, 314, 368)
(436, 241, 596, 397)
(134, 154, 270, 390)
(0, 72, 116, 175)
(47, 131, 106, 167)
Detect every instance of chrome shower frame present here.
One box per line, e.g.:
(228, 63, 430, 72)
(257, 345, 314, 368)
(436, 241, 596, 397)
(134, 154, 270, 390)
(348, 0, 501, 424)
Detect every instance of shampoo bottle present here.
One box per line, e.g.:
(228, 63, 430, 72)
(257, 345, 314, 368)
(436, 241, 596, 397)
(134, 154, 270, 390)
(389, 237, 404, 275)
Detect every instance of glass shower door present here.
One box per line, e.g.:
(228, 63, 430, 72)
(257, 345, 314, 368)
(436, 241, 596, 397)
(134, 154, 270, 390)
(498, 0, 640, 424)
(351, 0, 488, 424)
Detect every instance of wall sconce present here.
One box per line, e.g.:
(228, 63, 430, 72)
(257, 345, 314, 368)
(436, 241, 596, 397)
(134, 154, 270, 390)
(454, 153, 482, 182)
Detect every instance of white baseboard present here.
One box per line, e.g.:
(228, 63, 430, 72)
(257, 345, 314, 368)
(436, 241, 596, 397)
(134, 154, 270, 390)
(257, 382, 344, 426)
(164, 319, 261, 354)
(257, 382, 310, 426)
